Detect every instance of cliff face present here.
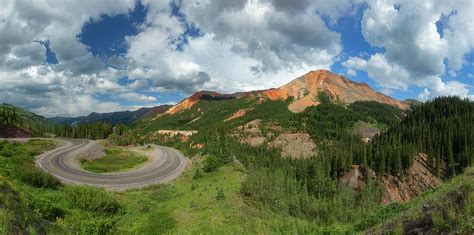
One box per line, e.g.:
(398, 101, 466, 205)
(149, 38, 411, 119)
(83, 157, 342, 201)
(164, 70, 409, 115)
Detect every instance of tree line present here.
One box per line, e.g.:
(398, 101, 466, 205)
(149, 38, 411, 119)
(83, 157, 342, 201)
(1, 106, 20, 126)
(54, 122, 113, 140)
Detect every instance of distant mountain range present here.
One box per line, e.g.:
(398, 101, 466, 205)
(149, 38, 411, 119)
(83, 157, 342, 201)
(50, 105, 171, 126)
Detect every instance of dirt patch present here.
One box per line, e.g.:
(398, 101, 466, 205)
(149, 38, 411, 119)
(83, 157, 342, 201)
(191, 143, 204, 149)
(235, 119, 262, 134)
(241, 136, 266, 146)
(232, 120, 316, 157)
(288, 95, 319, 113)
(353, 124, 380, 142)
(232, 119, 265, 146)
(77, 140, 106, 161)
(268, 133, 317, 159)
(225, 108, 254, 121)
(154, 130, 198, 137)
(339, 165, 377, 191)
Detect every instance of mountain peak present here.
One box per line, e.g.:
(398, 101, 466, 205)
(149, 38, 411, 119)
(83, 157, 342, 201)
(263, 69, 409, 112)
(165, 70, 409, 115)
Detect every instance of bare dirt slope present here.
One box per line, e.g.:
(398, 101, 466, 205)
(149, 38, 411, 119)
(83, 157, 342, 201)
(340, 153, 441, 204)
(382, 153, 441, 203)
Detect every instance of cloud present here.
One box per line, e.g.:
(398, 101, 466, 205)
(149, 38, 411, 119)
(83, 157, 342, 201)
(0, 0, 352, 116)
(343, 0, 474, 99)
(346, 68, 357, 76)
(343, 53, 411, 90)
(180, 0, 342, 73)
(117, 92, 157, 102)
(0, 0, 472, 117)
(418, 78, 474, 101)
(122, 0, 350, 95)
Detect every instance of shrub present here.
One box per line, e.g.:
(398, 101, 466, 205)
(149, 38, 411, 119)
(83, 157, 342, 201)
(192, 168, 202, 179)
(0, 144, 16, 158)
(63, 186, 120, 214)
(203, 155, 220, 173)
(13, 165, 61, 189)
(66, 212, 117, 234)
(29, 196, 64, 220)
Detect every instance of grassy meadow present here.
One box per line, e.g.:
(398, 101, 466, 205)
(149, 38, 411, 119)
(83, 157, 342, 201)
(80, 147, 148, 173)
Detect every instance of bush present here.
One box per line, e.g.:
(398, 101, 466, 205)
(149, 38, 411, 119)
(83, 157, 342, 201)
(192, 168, 202, 179)
(203, 155, 220, 173)
(63, 186, 120, 214)
(30, 196, 64, 220)
(65, 212, 117, 234)
(0, 144, 17, 158)
(14, 165, 61, 189)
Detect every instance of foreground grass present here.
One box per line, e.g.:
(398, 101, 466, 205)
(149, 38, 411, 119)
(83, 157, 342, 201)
(80, 147, 148, 173)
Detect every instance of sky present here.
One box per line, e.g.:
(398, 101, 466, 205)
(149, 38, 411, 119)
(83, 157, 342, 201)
(0, 0, 473, 117)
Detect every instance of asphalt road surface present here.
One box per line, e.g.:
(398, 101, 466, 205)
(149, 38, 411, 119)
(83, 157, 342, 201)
(36, 139, 187, 191)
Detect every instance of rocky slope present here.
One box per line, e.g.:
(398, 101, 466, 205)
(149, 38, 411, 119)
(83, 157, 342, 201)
(164, 70, 409, 115)
(381, 153, 442, 204)
(340, 153, 441, 204)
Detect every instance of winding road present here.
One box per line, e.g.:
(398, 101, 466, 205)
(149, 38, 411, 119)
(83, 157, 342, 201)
(36, 139, 188, 191)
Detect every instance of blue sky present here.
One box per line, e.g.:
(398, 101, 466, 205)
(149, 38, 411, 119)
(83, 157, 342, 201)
(0, 0, 473, 117)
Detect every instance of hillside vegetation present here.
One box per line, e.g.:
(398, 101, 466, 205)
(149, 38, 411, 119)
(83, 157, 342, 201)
(1, 139, 472, 234)
(0, 104, 57, 137)
(135, 96, 473, 232)
(1, 96, 473, 233)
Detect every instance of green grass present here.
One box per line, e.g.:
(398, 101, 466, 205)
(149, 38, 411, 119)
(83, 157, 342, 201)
(80, 147, 148, 173)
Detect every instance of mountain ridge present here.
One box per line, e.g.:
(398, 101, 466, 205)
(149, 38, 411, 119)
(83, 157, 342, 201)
(164, 70, 409, 115)
(50, 105, 171, 126)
